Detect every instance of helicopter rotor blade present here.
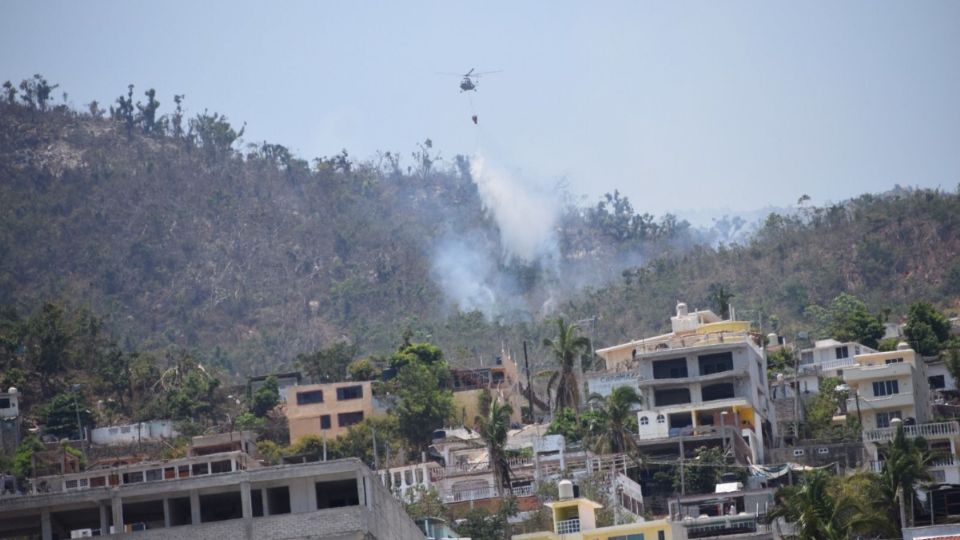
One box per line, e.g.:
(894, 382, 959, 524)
(471, 70, 502, 76)
(465, 68, 475, 76)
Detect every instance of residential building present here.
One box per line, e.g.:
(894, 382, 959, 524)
(512, 479, 672, 540)
(0, 387, 20, 455)
(449, 353, 524, 426)
(845, 344, 930, 432)
(0, 455, 425, 540)
(794, 339, 877, 394)
(91, 421, 178, 446)
(285, 381, 381, 443)
(668, 485, 775, 540)
(595, 303, 775, 463)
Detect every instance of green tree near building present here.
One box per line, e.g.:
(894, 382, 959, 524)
(805, 293, 885, 348)
(904, 301, 951, 357)
(585, 386, 642, 455)
(250, 375, 280, 417)
(393, 342, 453, 455)
(476, 398, 513, 496)
(40, 391, 94, 439)
(296, 341, 358, 383)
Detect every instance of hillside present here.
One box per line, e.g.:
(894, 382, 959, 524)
(1, 82, 959, 377)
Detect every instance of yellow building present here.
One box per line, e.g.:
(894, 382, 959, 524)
(513, 480, 672, 540)
(285, 381, 379, 443)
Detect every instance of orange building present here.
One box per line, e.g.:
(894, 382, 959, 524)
(285, 381, 378, 444)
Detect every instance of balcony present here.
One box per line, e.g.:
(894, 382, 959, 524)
(428, 456, 533, 481)
(633, 331, 761, 357)
(556, 518, 580, 534)
(863, 421, 960, 443)
(800, 357, 858, 374)
(843, 361, 913, 382)
(683, 515, 767, 539)
(443, 484, 536, 503)
(849, 391, 916, 412)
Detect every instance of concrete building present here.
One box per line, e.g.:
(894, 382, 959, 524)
(0, 387, 20, 455)
(668, 486, 775, 540)
(91, 422, 178, 446)
(512, 479, 672, 540)
(846, 344, 931, 432)
(595, 303, 775, 463)
(449, 353, 525, 426)
(285, 381, 381, 443)
(0, 453, 425, 540)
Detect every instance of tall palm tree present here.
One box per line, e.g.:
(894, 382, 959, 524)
(586, 386, 642, 455)
(768, 470, 891, 540)
(541, 318, 591, 413)
(476, 398, 514, 496)
(880, 425, 932, 531)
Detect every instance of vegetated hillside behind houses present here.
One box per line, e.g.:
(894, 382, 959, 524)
(1, 82, 958, 378)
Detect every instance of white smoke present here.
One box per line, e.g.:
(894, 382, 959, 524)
(430, 235, 500, 316)
(470, 154, 561, 262)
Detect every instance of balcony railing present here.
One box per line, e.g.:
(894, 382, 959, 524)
(556, 518, 581, 534)
(863, 421, 960, 443)
(429, 456, 533, 481)
(443, 484, 536, 503)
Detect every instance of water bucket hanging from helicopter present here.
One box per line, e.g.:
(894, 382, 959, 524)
(436, 68, 501, 124)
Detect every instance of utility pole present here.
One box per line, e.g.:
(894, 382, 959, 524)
(371, 427, 379, 470)
(523, 341, 534, 424)
(792, 345, 800, 441)
(71, 384, 85, 460)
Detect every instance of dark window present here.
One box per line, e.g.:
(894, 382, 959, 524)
(702, 383, 735, 401)
(876, 410, 902, 428)
(654, 388, 691, 406)
(267, 486, 291, 515)
(336, 385, 363, 401)
(296, 390, 324, 405)
(929, 375, 946, 390)
(885, 357, 904, 365)
(0, 398, 9, 408)
(316, 479, 360, 509)
(320, 415, 331, 429)
(698, 352, 733, 375)
(338, 411, 364, 427)
(872, 380, 899, 397)
(653, 358, 688, 379)
(835, 346, 849, 359)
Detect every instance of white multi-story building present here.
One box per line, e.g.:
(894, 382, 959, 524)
(595, 302, 775, 463)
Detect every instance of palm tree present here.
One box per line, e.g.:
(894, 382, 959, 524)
(476, 398, 514, 496)
(768, 470, 892, 540)
(880, 424, 932, 531)
(586, 386, 642, 455)
(541, 318, 591, 413)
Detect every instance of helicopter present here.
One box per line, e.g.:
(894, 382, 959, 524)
(438, 68, 501, 92)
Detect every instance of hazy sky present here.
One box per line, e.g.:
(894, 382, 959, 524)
(3, 1, 959, 217)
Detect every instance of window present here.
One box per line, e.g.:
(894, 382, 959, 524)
(929, 375, 946, 390)
(336, 385, 363, 401)
(609, 534, 644, 540)
(818, 448, 830, 455)
(835, 346, 849, 359)
(191, 463, 210, 476)
(656, 414, 665, 424)
(702, 383, 735, 402)
(872, 380, 900, 397)
(698, 352, 734, 375)
(653, 358, 688, 379)
(145, 469, 162, 482)
(296, 390, 324, 405)
(876, 411, 902, 428)
(659, 532, 666, 540)
(885, 357, 903, 364)
(120, 426, 132, 434)
(338, 411, 364, 427)
(0, 398, 10, 409)
(122, 471, 144, 484)
(654, 388, 691, 406)
(793, 449, 805, 457)
(89, 477, 106, 488)
(639, 416, 649, 425)
(320, 415, 331, 429)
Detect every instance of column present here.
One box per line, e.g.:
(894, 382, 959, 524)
(261, 487, 270, 517)
(241, 481, 253, 519)
(41, 508, 52, 540)
(99, 501, 110, 534)
(163, 498, 172, 528)
(111, 495, 124, 534)
(190, 490, 201, 525)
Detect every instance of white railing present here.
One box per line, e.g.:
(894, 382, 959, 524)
(556, 518, 580, 534)
(814, 357, 858, 372)
(863, 421, 960, 443)
(443, 484, 536, 503)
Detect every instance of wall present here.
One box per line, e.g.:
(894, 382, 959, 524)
(91, 422, 178, 445)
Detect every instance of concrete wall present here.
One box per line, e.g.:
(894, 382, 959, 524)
(91, 422, 177, 446)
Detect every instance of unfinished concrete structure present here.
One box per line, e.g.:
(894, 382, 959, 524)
(0, 456, 425, 539)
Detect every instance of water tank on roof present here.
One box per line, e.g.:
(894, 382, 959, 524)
(6, 387, 15, 395)
(558, 479, 574, 500)
(677, 302, 688, 316)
